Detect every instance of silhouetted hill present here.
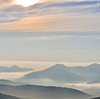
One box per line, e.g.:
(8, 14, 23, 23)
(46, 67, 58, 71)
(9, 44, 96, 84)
(0, 65, 33, 72)
(0, 93, 22, 99)
(0, 85, 90, 99)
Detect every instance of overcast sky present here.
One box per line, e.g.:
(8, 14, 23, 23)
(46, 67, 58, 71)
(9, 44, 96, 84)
(0, 0, 100, 69)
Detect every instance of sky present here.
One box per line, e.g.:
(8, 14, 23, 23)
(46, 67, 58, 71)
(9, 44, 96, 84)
(0, 0, 100, 69)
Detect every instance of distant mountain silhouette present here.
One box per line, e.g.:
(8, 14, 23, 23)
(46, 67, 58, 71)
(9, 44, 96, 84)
(19, 63, 100, 84)
(0, 85, 90, 99)
(0, 65, 33, 72)
(20, 64, 82, 83)
(0, 93, 22, 99)
(69, 63, 100, 82)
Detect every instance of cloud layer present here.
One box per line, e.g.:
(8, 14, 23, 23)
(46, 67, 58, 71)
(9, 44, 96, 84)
(0, 31, 100, 41)
(0, 0, 100, 22)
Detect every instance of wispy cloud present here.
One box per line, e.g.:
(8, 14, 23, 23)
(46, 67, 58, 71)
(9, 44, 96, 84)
(0, 0, 100, 69)
(0, 0, 100, 23)
(0, 32, 100, 41)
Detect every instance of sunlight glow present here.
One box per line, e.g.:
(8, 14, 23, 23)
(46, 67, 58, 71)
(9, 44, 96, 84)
(14, 0, 39, 7)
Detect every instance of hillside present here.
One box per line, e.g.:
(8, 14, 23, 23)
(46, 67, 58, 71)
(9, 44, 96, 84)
(0, 85, 90, 99)
(0, 93, 22, 99)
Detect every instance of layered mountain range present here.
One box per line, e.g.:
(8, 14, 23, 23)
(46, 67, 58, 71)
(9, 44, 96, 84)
(19, 63, 100, 84)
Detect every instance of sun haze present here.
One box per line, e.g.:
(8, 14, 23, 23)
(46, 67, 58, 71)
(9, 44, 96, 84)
(14, 0, 39, 7)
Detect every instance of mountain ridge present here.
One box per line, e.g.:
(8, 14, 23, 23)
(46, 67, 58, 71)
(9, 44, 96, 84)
(21, 64, 82, 83)
(19, 63, 100, 84)
(0, 65, 33, 72)
(0, 84, 90, 99)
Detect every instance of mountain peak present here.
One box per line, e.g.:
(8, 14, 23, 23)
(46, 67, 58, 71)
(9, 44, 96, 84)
(48, 64, 68, 70)
(88, 63, 100, 68)
(11, 65, 20, 68)
(54, 64, 66, 66)
(53, 64, 67, 67)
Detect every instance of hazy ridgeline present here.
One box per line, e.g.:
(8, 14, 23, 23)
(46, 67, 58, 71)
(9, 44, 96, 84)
(0, 64, 100, 99)
(0, 85, 91, 99)
(19, 63, 100, 83)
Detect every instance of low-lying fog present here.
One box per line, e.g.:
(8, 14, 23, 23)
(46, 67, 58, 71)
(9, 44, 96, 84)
(1, 71, 100, 96)
(0, 71, 33, 79)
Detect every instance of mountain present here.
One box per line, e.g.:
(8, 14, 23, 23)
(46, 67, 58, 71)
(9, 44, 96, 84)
(0, 65, 33, 72)
(69, 63, 100, 75)
(70, 63, 100, 82)
(20, 64, 82, 83)
(0, 85, 91, 99)
(18, 63, 100, 84)
(0, 93, 22, 99)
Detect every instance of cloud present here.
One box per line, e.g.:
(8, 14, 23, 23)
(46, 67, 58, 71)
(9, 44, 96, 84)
(0, 0, 100, 23)
(0, 32, 100, 41)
